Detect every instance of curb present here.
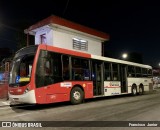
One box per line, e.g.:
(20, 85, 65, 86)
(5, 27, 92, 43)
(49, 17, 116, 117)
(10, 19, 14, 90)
(0, 99, 10, 107)
(145, 89, 160, 94)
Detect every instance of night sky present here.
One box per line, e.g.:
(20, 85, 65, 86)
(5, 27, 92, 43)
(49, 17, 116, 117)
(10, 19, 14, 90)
(0, 0, 160, 67)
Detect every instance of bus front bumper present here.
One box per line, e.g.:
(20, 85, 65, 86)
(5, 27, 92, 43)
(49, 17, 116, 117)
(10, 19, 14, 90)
(9, 90, 36, 104)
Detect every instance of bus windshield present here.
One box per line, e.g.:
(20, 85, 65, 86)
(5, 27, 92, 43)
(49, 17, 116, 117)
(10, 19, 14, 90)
(9, 55, 35, 86)
(9, 46, 37, 87)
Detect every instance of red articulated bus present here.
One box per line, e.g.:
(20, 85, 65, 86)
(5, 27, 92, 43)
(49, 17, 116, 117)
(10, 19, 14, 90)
(8, 44, 153, 105)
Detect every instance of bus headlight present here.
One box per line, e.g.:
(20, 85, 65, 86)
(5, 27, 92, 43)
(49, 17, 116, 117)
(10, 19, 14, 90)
(24, 87, 30, 94)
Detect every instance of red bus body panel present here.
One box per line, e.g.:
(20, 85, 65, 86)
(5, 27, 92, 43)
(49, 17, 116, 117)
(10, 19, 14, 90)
(35, 81, 93, 104)
(9, 86, 26, 95)
(9, 44, 93, 104)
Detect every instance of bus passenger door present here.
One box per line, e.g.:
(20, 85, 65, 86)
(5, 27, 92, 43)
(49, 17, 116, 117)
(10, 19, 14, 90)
(92, 60, 104, 96)
(120, 65, 127, 93)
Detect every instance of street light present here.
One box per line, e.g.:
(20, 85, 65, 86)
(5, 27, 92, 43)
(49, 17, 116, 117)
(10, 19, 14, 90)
(122, 53, 128, 59)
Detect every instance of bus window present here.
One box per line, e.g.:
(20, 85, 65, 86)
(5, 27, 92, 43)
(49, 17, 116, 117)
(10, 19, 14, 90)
(148, 69, 152, 77)
(136, 67, 142, 77)
(36, 50, 48, 88)
(112, 63, 119, 81)
(18, 55, 34, 84)
(44, 60, 52, 76)
(62, 55, 70, 80)
(20, 63, 27, 77)
(128, 66, 135, 77)
(142, 68, 148, 77)
(36, 50, 62, 88)
(104, 62, 111, 81)
(71, 57, 90, 80)
(46, 52, 62, 85)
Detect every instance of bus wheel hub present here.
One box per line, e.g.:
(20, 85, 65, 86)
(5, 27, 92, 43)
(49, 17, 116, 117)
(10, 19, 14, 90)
(73, 91, 81, 100)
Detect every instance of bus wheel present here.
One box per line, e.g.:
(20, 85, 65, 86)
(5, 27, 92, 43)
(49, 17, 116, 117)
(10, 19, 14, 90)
(70, 87, 84, 105)
(139, 85, 144, 95)
(132, 85, 137, 96)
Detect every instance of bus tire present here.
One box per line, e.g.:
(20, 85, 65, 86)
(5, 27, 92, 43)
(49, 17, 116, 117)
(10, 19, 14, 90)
(132, 85, 137, 96)
(70, 87, 84, 105)
(139, 85, 144, 95)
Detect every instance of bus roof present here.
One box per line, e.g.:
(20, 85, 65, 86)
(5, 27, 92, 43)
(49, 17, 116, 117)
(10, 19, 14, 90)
(22, 44, 152, 69)
(39, 44, 152, 69)
(92, 55, 152, 69)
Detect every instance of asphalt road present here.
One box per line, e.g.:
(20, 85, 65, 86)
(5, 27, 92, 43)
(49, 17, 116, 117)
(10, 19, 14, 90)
(0, 89, 160, 130)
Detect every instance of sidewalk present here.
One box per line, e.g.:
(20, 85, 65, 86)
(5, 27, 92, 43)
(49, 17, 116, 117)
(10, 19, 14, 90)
(0, 98, 10, 107)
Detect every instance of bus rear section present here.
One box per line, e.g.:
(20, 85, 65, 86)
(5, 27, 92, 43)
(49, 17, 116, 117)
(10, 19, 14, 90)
(90, 55, 153, 97)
